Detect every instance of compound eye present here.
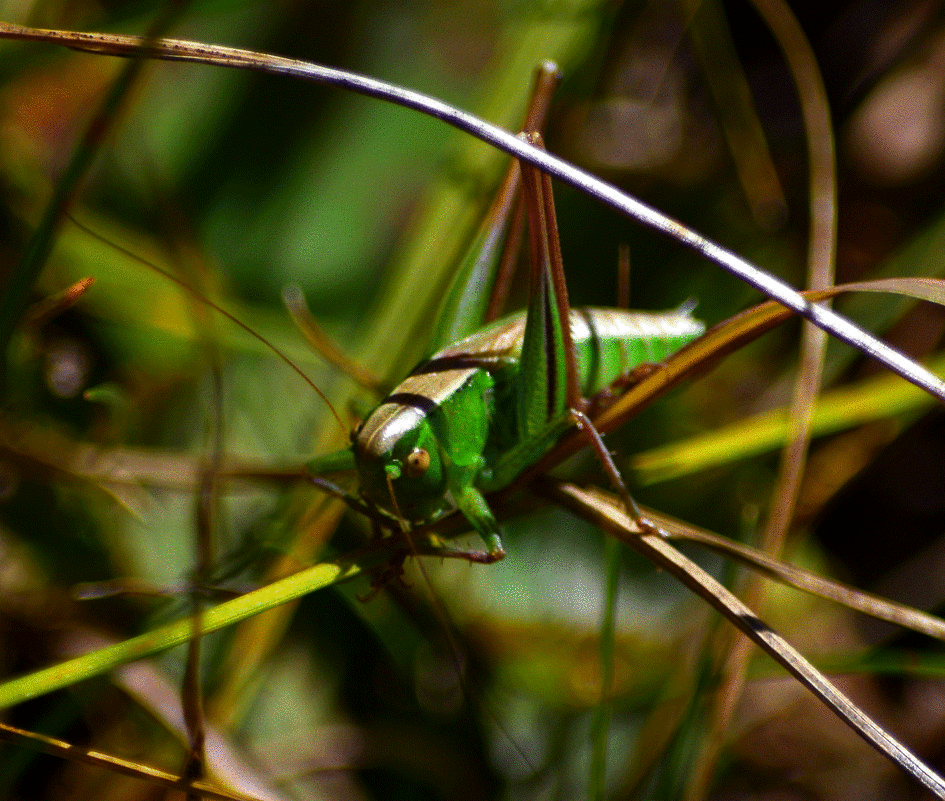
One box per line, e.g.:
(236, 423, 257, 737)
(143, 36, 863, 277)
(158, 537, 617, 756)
(404, 447, 430, 478)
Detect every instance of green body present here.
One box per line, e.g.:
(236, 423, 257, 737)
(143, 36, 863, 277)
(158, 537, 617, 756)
(340, 306, 703, 550)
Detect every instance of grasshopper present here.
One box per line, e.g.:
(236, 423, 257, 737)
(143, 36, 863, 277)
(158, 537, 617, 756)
(337, 300, 701, 560)
(305, 72, 704, 563)
(8, 17, 945, 800)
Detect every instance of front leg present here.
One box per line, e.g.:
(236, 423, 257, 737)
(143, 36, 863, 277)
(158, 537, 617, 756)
(453, 483, 506, 561)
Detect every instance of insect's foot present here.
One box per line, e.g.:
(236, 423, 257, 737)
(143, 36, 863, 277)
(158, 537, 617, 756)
(358, 554, 410, 602)
(484, 545, 506, 563)
(627, 362, 663, 383)
(422, 543, 506, 564)
(458, 546, 504, 564)
(473, 542, 507, 563)
(584, 363, 663, 417)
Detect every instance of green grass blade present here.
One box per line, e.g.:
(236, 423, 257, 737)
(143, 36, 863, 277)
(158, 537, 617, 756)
(0, 561, 359, 710)
(631, 352, 945, 484)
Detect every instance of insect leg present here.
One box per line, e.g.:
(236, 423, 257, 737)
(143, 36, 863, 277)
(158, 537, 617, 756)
(514, 132, 582, 446)
(431, 62, 562, 350)
(569, 409, 654, 531)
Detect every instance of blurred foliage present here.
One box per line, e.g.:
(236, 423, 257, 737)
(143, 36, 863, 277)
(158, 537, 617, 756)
(2, 0, 945, 799)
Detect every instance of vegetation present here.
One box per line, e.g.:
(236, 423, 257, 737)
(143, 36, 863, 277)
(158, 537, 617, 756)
(2, 1, 945, 798)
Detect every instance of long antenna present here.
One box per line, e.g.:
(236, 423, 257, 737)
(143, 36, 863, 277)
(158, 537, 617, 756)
(69, 216, 349, 436)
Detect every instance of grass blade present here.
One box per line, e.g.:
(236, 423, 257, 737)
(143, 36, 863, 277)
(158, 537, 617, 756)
(544, 479, 945, 798)
(1, 22, 943, 403)
(0, 561, 359, 710)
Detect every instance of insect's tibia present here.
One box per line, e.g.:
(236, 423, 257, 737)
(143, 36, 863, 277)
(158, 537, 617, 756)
(518, 131, 581, 412)
(454, 485, 506, 561)
(569, 409, 646, 524)
(617, 243, 631, 309)
(432, 61, 563, 348)
(522, 61, 562, 134)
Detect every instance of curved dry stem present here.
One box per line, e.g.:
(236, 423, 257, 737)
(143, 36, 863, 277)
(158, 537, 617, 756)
(543, 479, 945, 798)
(687, 1, 838, 796)
(0, 562, 360, 710)
(0, 22, 942, 403)
(0, 722, 262, 801)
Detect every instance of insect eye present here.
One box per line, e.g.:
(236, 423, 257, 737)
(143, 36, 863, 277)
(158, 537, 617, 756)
(404, 448, 430, 478)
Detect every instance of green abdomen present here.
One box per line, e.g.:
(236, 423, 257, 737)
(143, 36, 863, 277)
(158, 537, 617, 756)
(568, 307, 705, 395)
(472, 306, 704, 468)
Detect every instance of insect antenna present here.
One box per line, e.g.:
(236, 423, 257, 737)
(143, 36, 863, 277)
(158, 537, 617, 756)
(379, 473, 538, 774)
(68, 215, 349, 436)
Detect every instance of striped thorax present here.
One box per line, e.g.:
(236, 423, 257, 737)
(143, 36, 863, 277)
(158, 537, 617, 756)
(353, 307, 703, 523)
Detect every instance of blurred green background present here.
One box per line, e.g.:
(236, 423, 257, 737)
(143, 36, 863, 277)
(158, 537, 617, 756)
(2, 0, 945, 798)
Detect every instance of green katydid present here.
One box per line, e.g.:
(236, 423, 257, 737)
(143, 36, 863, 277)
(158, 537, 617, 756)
(306, 123, 704, 562)
(13, 22, 945, 797)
